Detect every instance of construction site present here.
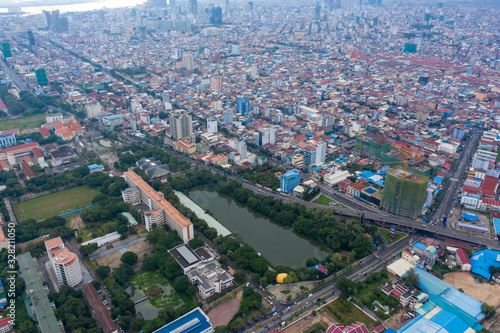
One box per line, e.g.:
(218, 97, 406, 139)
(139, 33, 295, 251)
(354, 134, 391, 159)
(381, 168, 429, 219)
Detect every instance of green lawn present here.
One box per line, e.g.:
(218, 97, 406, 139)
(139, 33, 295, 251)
(15, 186, 98, 221)
(0, 114, 46, 131)
(313, 194, 334, 205)
(324, 298, 374, 326)
(379, 228, 406, 245)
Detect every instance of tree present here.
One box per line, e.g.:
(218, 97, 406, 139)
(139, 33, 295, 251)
(336, 278, 358, 298)
(188, 237, 205, 249)
(80, 243, 98, 256)
(234, 270, 247, 285)
(148, 285, 161, 298)
(121, 251, 138, 265)
(173, 276, 191, 293)
(404, 268, 420, 288)
(96, 266, 111, 280)
(482, 303, 496, 319)
(113, 264, 135, 285)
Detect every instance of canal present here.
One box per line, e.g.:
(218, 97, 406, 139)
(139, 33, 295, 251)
(188, 187, 330, 268)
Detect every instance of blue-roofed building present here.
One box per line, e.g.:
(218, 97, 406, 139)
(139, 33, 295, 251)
(87, 164, 104, 173)
(470, 249, 500, 280)
(280, 169, 301, 194)
(493, 217, 500, 237)
(462, 212, 478, 221)
(383, 329, 397, 333)
(404, 267, 485, 331)
(153, 307, 213, 333)
(0, 133, 16, 148)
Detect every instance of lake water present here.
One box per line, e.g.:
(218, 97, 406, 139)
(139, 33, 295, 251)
(188, 187, 330, 268)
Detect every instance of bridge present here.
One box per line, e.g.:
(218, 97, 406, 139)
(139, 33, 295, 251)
(241, 180, 500, 251)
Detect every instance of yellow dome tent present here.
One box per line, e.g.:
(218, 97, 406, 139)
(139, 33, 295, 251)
(276, 273, 288, 284)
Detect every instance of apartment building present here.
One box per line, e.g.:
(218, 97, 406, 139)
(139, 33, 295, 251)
(122, 171, 194, 242)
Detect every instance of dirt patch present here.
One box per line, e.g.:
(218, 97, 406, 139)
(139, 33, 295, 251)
(96, 250, 123, 270)
(94, 239, 153, 270)
(267, 280, 321, 302)
(283, 312, 335, 333)
(69, 215, 85, 230)
(443, 271, 500, 305)
(208, 297, 240, 327)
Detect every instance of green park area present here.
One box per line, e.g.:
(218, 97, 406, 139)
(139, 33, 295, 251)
(324, 298, 374, 326)
(379, 228, 406, 245)
(313, 195, 334, 205)
(0, 114, 46, 131)
(14, 185, 98, 221)
(126, 271, 194, 320)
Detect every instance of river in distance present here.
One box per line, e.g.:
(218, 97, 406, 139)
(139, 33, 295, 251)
(188, 186, 330, 268)
(0, 0, 146, 14)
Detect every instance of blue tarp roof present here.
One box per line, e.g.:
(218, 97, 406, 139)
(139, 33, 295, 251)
(462, 212, 478, 221)
(433, 176, 444, 184)
(470, 249, 500, 280)
(430, 309, 472, 333)
(493, 217, 500, 235)
(412, 242, 426, 252)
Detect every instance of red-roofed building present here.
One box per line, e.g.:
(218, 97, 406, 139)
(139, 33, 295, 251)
(480, 176, 499, 198)
(456, 248, 471, 271)
(39, 127, 51, 138)
(4, 141, 39, 155)
(32, 147, 45, 163)
(0, 160, 8, 171)
(22, 162, 34, 179)
(0, 317, 13, 333)
(54, 118, 84, 141)
(463, 185, 479, 195)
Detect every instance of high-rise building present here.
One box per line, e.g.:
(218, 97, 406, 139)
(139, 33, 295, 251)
(45, 237, 82, 287)
(256, 127, 275, 146)
(1, 42, 12, 60)
(236, 98, 250, 115)
(170, 111, 194, 143)
(138, 26, 147, 39)
(281, 169, 301, 194)
(315, 2, 321, 20)
(211, 77, 222, 91)
(382, 169, 428, 219)
(27, 30, 36, 48)
(34, 68, 48, 86)
(85, 103, 102, 118)
(223, 110, 233, 124)
(210, 6, 223, 25)
(250, 64, 258, 79)
(302, 141, 326, 172)
(322, 114, 334, 129)
(189, 0, 197, 15)
(207, 116, 218, 133)
(453, 125, 466, 140)
(43, 10, 52, 29)
(235, 139, 247, 159)
(182, 54, 194, 71)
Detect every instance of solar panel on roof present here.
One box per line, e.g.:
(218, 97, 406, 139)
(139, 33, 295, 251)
(177, 246, 198, 264)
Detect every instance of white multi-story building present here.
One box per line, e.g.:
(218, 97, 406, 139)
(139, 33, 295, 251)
(85, 103, 102, 119)
(207, 116, 218, 133)
(122, 171, 194, 243)
(45, 237, 82, 287)
(461, 194, 480, 209)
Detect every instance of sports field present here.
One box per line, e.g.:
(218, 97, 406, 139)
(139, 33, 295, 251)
(0, 114, 46, 131)
(14, 186, 97, 221)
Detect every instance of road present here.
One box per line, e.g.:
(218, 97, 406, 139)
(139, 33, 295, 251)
(2, 196, 17, 224)
(0, 58, 31, 95)
(429, 128, 481, 226)
(247, 236, 412, 332)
